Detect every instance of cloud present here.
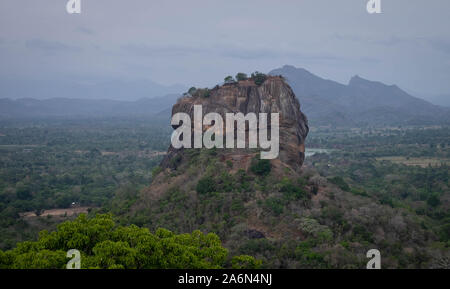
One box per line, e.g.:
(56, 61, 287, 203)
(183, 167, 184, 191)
(360, 57, 382, 64)
(333, 33, 424, 47)
(76, 27, 95, 35)
(25, 39, 82, 53)
(120, 42, 345, 64)
(428, 39, 450, 55)
(121, 44, 207, 57)
(221, 47, 345, 64)
(1, 0, 449, 94)
(220, 47, 280, 59)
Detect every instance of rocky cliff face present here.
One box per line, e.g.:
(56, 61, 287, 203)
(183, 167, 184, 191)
(161, 76, 309, 171)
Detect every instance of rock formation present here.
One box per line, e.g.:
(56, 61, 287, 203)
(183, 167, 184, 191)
(161, 75, 309, 171)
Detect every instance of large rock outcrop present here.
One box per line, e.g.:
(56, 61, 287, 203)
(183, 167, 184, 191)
(133, 76, 441, 269)
(161, 76, 309, 171)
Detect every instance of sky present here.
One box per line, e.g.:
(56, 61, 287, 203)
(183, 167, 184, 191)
(1, 0, 450, 99)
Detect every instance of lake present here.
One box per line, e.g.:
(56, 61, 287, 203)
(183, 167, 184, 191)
(305, 148, 332, 157)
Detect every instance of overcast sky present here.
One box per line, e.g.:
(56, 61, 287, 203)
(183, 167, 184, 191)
(1, 0, 450, 98)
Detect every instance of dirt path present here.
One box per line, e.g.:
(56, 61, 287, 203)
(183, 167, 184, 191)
(20, 207, 91, 218)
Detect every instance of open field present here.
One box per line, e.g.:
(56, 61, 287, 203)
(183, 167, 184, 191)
(376, 156, 450, 167)
(19, 207, 91, 219)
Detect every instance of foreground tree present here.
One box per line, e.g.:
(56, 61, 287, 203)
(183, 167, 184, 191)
(0, 214, 260, 269)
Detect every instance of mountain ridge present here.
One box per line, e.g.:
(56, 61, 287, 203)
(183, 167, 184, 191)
(269, 65, 450, 126)
(0, 94, 180, 119)
(0, 76, 186, 101)
(1, 65, 449, 126)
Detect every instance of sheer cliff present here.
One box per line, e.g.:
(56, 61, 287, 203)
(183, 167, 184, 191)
(161, 76, 309, 172)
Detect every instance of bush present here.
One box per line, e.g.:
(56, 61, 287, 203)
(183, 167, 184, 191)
(295, 241, 327, 268)
(235, 73, 248, 81)
(196, 177, 216, 195)
(188, 87, 197, 95)
(231, 255, 262, 269)
(251, 72, 267, 86)
(264, 197, 284, 216)
(327, 176, 350, 191)
(16, 186, 32, 200)
(427, 193, 441, 207)
(192, 88, 211, 98)
(297, 218, 332, 243)
(169, 154, 182, 168)
(151, 166, 162, 178)
(352, 224, 374, 243)
(280, 178, 306, 200)
(250, 157, 271, 176)
(224, 76, 235, 83)
(439, 223, 450, 242)
(239, 239, 275, 255)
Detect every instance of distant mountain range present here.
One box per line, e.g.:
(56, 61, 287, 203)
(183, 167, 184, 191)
(269, 65, 450, 126)
(0, 94, 179, 119)
(1, 65, 449, 126)
(0, 77, 186, 101)
(415, 93, 450, 108)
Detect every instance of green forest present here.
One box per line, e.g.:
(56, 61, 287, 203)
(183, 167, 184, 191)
(0, 118, 448, 268)
(0, 214, 259, 269)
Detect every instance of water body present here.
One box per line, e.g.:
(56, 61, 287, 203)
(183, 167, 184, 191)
(305, 148, 332, 157)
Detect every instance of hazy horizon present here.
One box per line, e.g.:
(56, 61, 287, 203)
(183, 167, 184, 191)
(1, 0, 450, 104)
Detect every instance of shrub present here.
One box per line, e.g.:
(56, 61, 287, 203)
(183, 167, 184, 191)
(427, 193, 441, 207)
(151, 166, 162, 178)
(297, 218, 332, 242)
(264, 197, 284, 216)
(352, 224, 374, 243)
(203, 89, 211, 98)
(350, 187, 368, 197)
(224, 76, 235, 83)
(280, 178, 306, 200)
(327, 176, 350, 191)
(196, 177, 216, 195)
(188, 87, 197, 95)
(311, 185, 319, 195)
(439, 223, 450, 242)
(235, 73, 248, 81)
(208, 147, 217, 156)
(169, 154, 182, 168)
(239, 239, 275, 255)
(231, 255, 262, 269)
(250, 157, 271, 176)
(193, 88, 211, 98)
(16, 186, 32, 200)
(251, 72, 267, 86)
(295, 241, 327, 268)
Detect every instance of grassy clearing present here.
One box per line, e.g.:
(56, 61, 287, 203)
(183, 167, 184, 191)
(376, 156, 450, 167)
